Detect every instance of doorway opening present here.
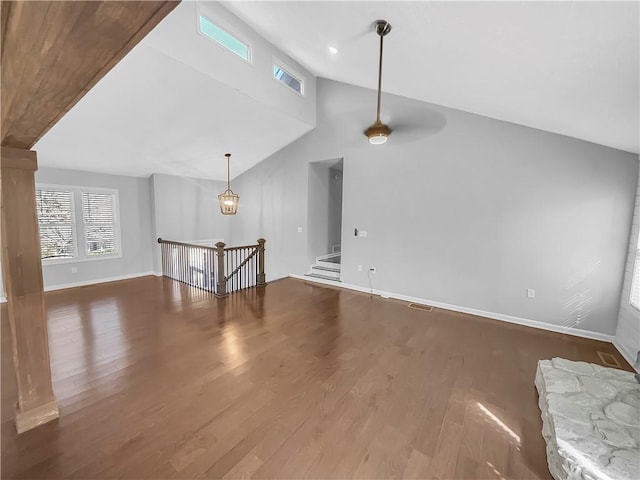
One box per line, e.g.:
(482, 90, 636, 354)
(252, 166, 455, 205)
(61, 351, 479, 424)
(306, 158, 343, 281)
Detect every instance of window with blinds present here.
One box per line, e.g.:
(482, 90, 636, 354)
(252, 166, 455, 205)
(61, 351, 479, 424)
(82, 192, 117, 256)
(36, 190, 75, 259)
(630, 235, 640, 310)
(36, 186, 120, 262)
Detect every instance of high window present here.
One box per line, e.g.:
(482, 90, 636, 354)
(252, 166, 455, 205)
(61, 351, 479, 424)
(273, 64, 304, 95)
(198, 15, 251, 62)
(36, 186, 120, 262)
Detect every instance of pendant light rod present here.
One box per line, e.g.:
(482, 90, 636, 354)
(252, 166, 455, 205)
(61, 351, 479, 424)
(225, 153, 231, 190)
(364, 20, 392, 144)
(376, 28, 383, 122)
(375, 20, 391, 124)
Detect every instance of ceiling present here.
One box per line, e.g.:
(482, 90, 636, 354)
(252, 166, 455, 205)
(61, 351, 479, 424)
(34, 1, 639, 181)
(225, 0, 639, 154)
(33, 1, 314, 181)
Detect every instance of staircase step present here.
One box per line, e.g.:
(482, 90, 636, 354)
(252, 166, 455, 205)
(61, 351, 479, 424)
(310, 266, 340, 280)
(305, 273, 342, 282)
(312, 264, 340, 273)
(316, 253, 341, 264)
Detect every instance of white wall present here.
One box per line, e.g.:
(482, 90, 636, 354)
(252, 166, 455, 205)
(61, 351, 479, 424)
(230, 78, 639, 336)
(144, 0, 316, 128)
(615, 168, 640, 368)
(150, 173, 231, 272)
(307, 162, 332, 264)
(328, 165, 343, 252)
(34, 167, 154, 288)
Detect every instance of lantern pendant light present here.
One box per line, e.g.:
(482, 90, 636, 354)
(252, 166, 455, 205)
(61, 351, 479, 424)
(218, 153, 239, 215)
(364, 20, 392, 145)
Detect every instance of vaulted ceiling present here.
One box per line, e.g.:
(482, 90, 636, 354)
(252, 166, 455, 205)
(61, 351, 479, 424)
(226, 0, 639, 154)
(34, 1, 639, 181)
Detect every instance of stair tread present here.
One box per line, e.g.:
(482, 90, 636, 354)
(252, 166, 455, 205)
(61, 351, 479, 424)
(317, 255, 341, 264)
(312, 265, 341, 272)
(305, 273, 342, 282)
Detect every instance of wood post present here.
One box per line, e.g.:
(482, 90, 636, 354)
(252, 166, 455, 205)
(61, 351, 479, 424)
(256, 238, 267, 287)
(0, 147, 58, 433)
(214, 241, 227, 297)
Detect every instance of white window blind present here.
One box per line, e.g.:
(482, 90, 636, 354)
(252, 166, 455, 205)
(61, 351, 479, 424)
(630, 235, 640, 310)
(36, 186, 120, 263)
(36, 190, 75, 259)
(82, 192, 117, 256)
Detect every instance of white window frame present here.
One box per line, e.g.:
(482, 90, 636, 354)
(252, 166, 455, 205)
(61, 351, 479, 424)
(196, 11, 253, 64)
(272, 58, 305, 96)
(36, 184, 122, 265)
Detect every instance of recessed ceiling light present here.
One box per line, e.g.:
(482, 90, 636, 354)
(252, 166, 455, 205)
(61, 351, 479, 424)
(328, 46, 338, 55)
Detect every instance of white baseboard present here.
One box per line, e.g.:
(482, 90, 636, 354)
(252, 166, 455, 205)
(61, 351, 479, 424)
(613, 339, 638, 370)
(289, 274, 614, 343)
(44, 271, 156, 292)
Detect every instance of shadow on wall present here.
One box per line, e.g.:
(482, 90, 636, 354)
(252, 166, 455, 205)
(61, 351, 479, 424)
(561, 258, 600, 332)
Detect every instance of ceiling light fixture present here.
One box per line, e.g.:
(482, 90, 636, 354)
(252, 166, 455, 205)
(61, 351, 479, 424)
(364, 20, 392, 145)
(328, 46, 338, 55)
(218, 153, 239, 215)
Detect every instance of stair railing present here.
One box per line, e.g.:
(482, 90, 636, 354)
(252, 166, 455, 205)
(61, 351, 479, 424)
(158, 238, 266, 297)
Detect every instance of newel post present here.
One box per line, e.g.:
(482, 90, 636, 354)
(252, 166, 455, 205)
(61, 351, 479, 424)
(214, 241, 227, 297)
(256, 238, 267, 287)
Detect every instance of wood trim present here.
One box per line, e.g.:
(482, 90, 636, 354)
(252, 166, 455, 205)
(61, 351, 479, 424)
(224, 244, 260, 252)
(15, 400, 59, 434)
(157, 238, 217, 252)
(1, 156, 58, 433)
(1, 1, 11, 59)
(32, 1, 180, 147)
(1, 1, 180, 149)
(1, 147, 37, 171)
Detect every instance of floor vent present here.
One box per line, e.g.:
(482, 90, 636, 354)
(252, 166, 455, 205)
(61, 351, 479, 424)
(597, 351, 621, 368)
(408, 303, 433, 312)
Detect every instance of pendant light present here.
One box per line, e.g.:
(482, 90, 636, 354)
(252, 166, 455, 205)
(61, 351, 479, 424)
(218, 153, 239, 215)
(364, 20, 392, 145)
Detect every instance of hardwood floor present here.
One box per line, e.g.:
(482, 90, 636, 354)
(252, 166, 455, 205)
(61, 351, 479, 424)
(0, 276, 631, 479)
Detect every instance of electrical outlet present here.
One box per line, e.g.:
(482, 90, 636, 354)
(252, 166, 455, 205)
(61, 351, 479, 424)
(527, 288, 535, 298)
(358, 265, 362, 272)
(71, 267, 78, 274)
(369, 267, 377, 273)
(297, 226, 303, 233)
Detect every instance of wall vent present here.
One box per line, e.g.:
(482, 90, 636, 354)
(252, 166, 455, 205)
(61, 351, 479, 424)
(597, 351, 621, 368)
(408, 303, 433, 312)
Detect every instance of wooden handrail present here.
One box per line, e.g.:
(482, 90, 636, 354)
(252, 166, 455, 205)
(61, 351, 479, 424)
(224, 244, 259, 252)
(158, 237, 266, 297)
(157, 238, 216, 251)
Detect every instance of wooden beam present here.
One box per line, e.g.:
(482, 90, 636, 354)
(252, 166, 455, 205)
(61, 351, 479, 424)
(0, 147, 58, 433)
(0, 0, 179, 433)
(0, 146, 37, 170)
(0, 0, 180, 149)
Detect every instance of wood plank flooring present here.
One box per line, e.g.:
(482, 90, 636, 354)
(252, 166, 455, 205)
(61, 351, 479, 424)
(0, 276, 631, 479)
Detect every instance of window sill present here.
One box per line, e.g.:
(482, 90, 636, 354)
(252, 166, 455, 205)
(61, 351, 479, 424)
(42, 253, 122, 266)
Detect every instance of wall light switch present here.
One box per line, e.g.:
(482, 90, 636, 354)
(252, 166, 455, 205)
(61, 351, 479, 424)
(71, 267, 78, 274)
(358, 265, 363, 272)
(527, 289, 535, 298)
(358, 230, 368, 237)
(297, 227, 303, 233)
